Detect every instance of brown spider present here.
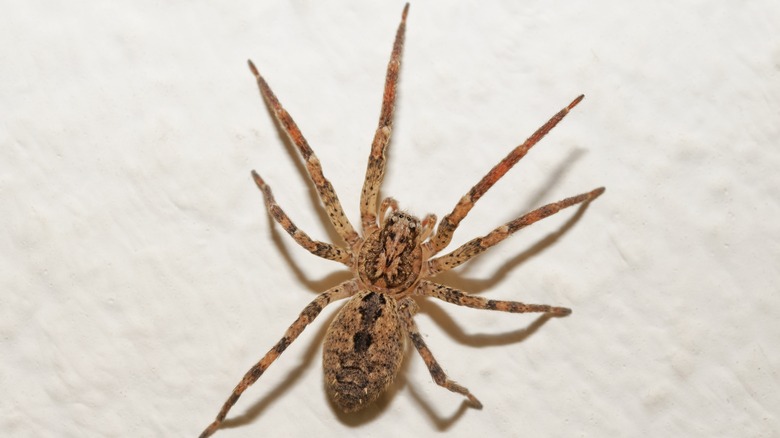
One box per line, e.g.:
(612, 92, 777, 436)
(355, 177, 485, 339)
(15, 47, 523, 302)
(200, 4, 604, 437)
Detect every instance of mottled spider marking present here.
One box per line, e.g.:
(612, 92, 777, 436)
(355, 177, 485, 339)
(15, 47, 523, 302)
(200, 3, 604, 437)
(323, 291, 405, 412)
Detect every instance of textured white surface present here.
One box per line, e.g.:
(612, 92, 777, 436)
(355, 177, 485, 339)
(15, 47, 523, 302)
(2, 1, 779, 437)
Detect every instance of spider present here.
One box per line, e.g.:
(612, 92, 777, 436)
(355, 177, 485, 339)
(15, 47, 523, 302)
(200, 4, 604, 437)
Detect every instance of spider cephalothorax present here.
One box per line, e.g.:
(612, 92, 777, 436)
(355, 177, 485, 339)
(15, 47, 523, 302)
(357, 207, 425, 295)
(200, 4, 603, 437)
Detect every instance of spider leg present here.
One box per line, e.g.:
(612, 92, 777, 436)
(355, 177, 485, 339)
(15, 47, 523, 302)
(251, 170, 350, 265)
(426, 95, 585, 255)
(416, 280, 571, 316)
(428, 187, 604, 275)
(199, 280, 359, 438)
(360, 4, 409, 235)
(397, 297, 483, 409)
(248, 60, 360, 246)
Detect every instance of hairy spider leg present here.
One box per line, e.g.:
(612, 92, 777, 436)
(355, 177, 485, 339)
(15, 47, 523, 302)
(248, 60, 360, 246)
(251, 171, 350, 264)
(417, 280, 571, 316)
(397, 297, 483, 408)
(426, 95, 586, 255)
(360, 4, 409, 235)
(199, 280, 359, 438)
(428, 187, 604, 275)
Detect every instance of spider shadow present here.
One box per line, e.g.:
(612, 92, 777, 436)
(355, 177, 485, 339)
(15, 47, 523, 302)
(328, 338, 468, 431)
(521, 148, 587, 215)
(405, 376, 472, 430)
(218, 304, 341, 431)
(434, 193, 596, 295)
(450, 146, 586, 279)
(328, 342, 413, 427)
(417, 301, 560, 348)
(265, 211, 352, 293)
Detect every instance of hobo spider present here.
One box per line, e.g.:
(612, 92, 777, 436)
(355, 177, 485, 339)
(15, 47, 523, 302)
(200, 4, 604, 437)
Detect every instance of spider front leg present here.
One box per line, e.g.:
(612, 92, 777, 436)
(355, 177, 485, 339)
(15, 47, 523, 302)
(397, 297, 483, 408)
(426, 95, 585, 255)
(199, 280, 359, 438)
(360, 4, 408, 234)
(416, 280, 571, 316)
(248, 61, 359, 246)
(428, 187, 604, 276)
(251, 170, 350, 265)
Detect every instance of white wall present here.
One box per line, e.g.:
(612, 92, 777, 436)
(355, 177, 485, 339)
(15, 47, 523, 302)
(2, 1, 778, 437)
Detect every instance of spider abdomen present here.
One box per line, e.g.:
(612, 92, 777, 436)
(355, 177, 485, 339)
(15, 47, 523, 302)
(323, 291, 405, 412)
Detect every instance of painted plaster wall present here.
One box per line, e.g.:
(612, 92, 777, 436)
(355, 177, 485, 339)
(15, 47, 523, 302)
(2, 1, 778, 437)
